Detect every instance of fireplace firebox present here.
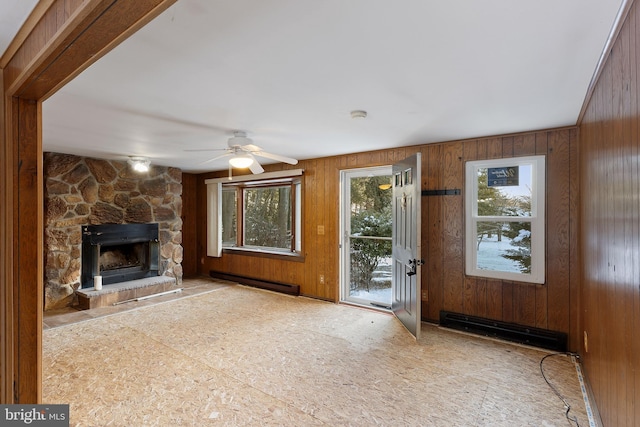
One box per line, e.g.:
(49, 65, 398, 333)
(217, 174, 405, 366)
(81, 223, 160, 288)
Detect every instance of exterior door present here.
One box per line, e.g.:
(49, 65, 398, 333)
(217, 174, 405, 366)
(391, 153, 422, 339)
(340, 167, 393, 308)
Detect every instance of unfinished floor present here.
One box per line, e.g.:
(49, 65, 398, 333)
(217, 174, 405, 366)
(43, 277, 592, 426)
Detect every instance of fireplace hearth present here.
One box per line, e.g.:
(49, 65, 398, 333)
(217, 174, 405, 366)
(81, 223, 160, 288)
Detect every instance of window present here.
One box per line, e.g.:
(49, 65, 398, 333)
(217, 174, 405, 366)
(221, 187, 237, 246)
(206, 170, 303, 257)
(223, 180, 301, 253)
(465, 156, 545, 284)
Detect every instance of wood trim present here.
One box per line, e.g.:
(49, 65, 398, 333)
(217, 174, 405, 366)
(0, 64, 15, 404)
(12, 98, 43, 403)
(205, 169, 304, 184)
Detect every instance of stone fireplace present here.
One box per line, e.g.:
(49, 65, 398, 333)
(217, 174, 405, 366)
(44, 152, 183, 310)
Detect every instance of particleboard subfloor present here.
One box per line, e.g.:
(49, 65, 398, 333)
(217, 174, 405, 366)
(43, 278, 592, 426)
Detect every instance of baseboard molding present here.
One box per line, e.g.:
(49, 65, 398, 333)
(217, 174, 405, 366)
(209, 271, 300, 296)
(439, 311, 567, 351)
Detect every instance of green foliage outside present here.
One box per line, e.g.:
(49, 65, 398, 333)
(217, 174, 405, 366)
(244, 186, 292, 249)
(349, 175, 392, 292)
(221, 188, 237, 246)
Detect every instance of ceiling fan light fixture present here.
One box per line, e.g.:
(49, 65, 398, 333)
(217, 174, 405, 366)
(228, 153, 254, 168)
(228, 131, 252, 146)
(128, 156, 150, 172)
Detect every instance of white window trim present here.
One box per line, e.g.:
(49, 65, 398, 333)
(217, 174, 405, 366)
(465, 156, 545, 284)
(206, 181, 223, 257)
(205, 169, 304, 258)
(205, 169, 303, 185)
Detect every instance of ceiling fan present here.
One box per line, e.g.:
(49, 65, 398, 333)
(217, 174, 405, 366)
(186, 131, 298, 175)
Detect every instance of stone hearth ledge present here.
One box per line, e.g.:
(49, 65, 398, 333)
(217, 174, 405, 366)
(76, 276, 177, 310)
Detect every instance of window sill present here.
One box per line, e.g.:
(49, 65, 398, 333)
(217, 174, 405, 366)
(222, 247, 305, 262)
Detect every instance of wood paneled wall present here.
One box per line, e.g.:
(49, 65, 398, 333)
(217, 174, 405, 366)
(422, 130, 578, 343)
(579, 1, 640, 425)
(193, 128, 579, 348)
(181, 173, 198, 277)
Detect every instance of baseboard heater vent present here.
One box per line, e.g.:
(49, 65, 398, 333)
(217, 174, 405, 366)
(209, 271, 300, 296)
(439, 311, 567, 352)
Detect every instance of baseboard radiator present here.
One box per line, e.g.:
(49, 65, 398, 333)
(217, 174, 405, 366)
(439, 311, 567, 352)
(209, 271, 300, 296)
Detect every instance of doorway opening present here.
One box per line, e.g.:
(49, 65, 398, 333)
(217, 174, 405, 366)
(340, 166, 393, 309)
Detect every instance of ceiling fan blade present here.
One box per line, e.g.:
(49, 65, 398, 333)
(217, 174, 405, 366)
(254, 150, 299, 165)
(242, 144, 262, 152)
(247, 154, 264, 174)
(199, 152, 232, 165)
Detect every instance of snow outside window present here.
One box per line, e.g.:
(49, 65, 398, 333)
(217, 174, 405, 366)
(465, 156, 545, 284)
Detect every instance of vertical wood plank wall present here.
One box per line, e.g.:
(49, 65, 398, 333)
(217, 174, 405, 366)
(579, 0, 640, 425)
(181, 173, 198, 277)
(195, 127, 579, 349)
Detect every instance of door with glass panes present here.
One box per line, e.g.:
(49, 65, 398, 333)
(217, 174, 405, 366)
(340, 167, 393, 309)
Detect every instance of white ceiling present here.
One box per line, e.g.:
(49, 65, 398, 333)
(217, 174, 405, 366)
(2, 1, 624, 173)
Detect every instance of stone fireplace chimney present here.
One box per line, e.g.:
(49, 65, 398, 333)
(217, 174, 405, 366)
(44, 153, 183, 310)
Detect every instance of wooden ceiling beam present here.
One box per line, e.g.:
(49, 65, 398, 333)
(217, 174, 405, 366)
(4, 0, 176, 100)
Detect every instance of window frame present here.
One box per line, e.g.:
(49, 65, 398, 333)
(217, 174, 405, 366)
(223, 178, 301, 254)
(465, 156, 546, 284)
(205, 169, 304, 259)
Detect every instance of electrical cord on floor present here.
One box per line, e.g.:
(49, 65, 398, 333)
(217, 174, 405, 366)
(540, 352, 581, 427)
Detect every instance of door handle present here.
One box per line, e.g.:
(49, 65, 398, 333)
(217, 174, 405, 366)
(406, 259, 424, 277)
(406, 259, 416, 276)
